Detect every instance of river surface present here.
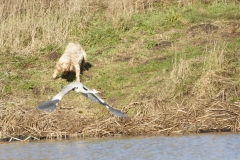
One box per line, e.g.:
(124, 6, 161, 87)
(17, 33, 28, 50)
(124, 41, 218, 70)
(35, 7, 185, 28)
(0, 133, 240, 160)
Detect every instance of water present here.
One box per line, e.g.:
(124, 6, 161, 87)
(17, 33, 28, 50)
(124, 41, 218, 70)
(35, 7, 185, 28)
(1, 133, 240, 160)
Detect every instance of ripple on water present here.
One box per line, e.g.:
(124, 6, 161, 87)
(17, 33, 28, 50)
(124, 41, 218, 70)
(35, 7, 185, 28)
(0, 133, 240, 160)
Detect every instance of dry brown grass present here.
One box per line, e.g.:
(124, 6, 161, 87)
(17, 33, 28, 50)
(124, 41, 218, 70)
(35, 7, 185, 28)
(1, 97, 240, 142)
(0, 0, 154, 55)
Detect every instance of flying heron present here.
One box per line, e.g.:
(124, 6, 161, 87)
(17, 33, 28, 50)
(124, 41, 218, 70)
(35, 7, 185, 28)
(37, 82, 127, 117)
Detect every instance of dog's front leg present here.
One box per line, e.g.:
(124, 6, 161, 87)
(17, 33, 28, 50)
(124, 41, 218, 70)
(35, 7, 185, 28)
(75, 64, 80, 82)
(53, 69, 59, 79)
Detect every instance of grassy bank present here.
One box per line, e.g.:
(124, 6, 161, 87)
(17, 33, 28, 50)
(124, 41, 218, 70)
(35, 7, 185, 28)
(1, 0, 240, 141)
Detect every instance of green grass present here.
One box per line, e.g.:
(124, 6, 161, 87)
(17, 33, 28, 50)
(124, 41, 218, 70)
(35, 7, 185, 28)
(1, 1, 240, 113)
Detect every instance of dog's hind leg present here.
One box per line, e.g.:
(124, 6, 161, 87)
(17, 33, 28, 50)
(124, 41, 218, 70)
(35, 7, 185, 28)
(74, 64, 81, 82)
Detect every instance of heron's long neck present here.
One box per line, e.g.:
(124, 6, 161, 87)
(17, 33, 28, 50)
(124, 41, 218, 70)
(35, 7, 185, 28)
(76, 86, 97, 94)
(81, 89, 96, 94)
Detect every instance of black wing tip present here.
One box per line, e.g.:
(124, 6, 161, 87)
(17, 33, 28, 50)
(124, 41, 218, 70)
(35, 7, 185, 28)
(106, 105, 127, 117)
(37, 99, 59, 112)
(116, 113, 127, 117)
(118, 112, 128, 117)
(38, 106, 56, 112)
(114, 110, 127, 117)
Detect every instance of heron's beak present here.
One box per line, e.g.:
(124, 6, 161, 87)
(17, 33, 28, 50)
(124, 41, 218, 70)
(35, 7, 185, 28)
(93, 89, 101, 93)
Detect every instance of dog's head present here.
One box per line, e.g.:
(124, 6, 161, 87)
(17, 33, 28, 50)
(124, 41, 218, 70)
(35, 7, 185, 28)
(56, 62, 71, 73)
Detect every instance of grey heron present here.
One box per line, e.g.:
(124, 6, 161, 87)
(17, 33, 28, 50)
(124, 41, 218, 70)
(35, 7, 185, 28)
(37, 82, 127, 117)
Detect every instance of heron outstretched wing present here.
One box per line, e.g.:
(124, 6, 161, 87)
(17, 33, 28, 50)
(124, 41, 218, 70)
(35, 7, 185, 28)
(38, 99, 60, 112)
(37, 82, 127, 117)
(81, 85, 127, 117)
(37, 83, 77, 112)
(81, 86, 106, 105)
(105, 105, 127, 117)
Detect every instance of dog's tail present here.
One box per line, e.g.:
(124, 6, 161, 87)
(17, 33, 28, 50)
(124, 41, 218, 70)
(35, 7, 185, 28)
(81, 49, 87, 63)
(79, 49, 87, 73)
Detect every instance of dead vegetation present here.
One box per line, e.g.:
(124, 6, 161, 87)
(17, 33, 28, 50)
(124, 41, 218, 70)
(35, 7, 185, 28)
(1, 1, 240, 142)
(1, 97, 240, 142)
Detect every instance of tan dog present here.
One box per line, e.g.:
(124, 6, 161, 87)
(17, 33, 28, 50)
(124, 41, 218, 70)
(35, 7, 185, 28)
(53, 42, 87, 82)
